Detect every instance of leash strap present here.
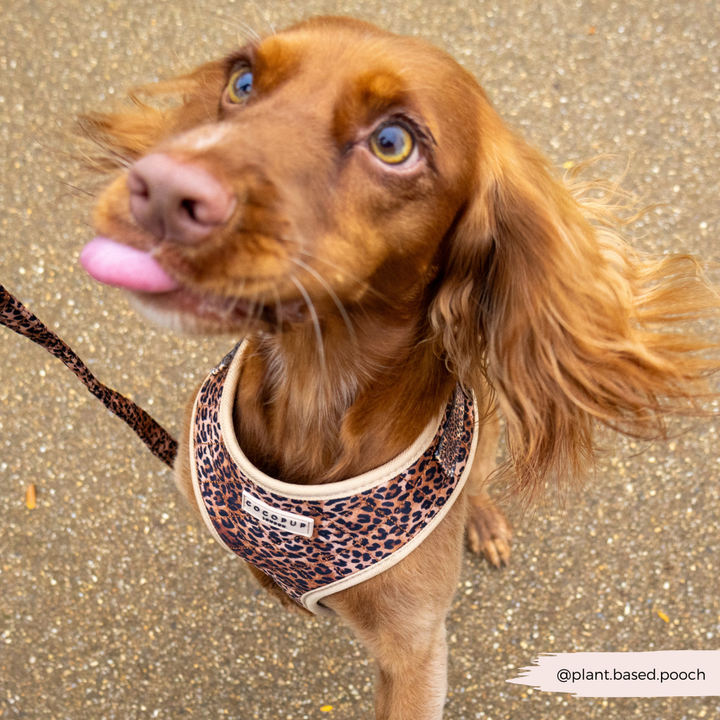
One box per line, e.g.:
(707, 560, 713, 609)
(0, 285, 178, 468)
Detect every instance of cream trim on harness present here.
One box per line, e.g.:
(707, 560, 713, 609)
(191, 341, 478, 615)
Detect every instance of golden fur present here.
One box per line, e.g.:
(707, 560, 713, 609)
(84, 17, 719, 719)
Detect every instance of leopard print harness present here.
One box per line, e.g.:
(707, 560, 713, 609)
(191, 342, 478, 615)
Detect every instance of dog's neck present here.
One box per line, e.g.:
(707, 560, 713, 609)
(231, 304, 455, 485)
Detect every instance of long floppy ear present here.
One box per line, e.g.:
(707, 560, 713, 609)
(430, 129, 720, 504)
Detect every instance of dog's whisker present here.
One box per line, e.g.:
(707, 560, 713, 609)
(76, 119, 135, 170)
(58, 189, 93, 203)
(291, 257, 356, 344)
(289, 272, 325, 374)
(295, 249, 392, 305)
(61, 181, 96, 198)
(250, 292, 264, 330)
(75, 138, 125, 173)
(246, 2, 276, 35)
(220, 296, 237, 321)
(270, 281, 284, 334)
(216, 14, 262, 43)
(51, 115, 123, 176)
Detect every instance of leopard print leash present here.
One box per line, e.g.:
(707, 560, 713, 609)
(0, 285, 178, 468)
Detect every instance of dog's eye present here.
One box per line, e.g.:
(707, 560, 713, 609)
(369, 124, 414, 165)
(227, 66, 253, 104)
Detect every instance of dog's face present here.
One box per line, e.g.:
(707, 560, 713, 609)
(88, 17, 492, 334)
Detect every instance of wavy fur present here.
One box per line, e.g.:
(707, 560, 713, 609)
(430, 139, 720, 504)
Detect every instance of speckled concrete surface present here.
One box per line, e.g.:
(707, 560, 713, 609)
(1, 1, 719, 718)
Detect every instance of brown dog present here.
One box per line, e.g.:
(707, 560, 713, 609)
(81, 17, 719, 720)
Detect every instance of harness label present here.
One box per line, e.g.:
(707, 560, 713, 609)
(242, 491, 314, 538)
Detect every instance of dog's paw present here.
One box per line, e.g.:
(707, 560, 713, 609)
(465, 493, 512, 567)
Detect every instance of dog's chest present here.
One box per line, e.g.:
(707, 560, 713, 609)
(190, 342, 478, 614)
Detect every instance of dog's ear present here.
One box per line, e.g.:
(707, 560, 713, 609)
(430, 129, 719, 503)
(78, 60, 227, 169)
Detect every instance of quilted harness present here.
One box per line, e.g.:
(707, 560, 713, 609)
(191, 342, 478, 615)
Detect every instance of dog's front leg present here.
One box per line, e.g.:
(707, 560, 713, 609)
(323, 496, 466, 720)
(464, 410, 512, 566)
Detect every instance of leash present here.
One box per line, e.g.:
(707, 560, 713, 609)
(0, 285, 178, 468)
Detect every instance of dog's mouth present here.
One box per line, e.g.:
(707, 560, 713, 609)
(80, 236, 309, 329)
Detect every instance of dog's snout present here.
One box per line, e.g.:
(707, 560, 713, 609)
(127, 154, 236, 244)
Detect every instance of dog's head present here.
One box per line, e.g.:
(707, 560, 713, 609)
(84, 17, 501, 335)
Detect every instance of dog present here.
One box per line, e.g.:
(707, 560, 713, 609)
(79, 16, 719, 720)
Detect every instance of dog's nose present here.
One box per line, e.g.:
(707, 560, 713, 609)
(127, 154, 236, 244)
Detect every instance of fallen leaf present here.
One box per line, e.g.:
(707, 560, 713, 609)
(657, 610, 670, 623)
(26, 484, 36, 510)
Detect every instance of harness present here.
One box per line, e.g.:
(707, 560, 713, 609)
(191, 342, 478, 615)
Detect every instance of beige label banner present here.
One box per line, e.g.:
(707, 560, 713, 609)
(507, 650, 720, 697)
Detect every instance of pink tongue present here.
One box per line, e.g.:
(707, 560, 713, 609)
(80, 237, 180, 293)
